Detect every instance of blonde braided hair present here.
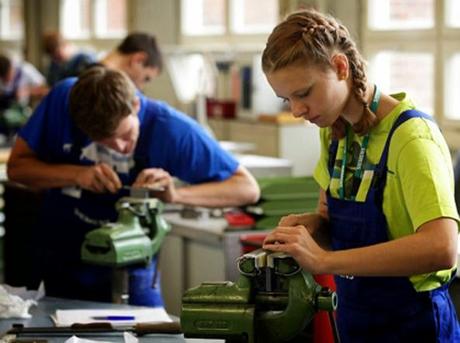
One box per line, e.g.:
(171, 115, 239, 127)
(262, 9, 378, 139)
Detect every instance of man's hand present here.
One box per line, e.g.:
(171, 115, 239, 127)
(132, 168, 176, 203)
(75, 163, 122, 193)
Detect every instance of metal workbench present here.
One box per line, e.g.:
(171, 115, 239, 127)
(0, 297, 223, 342)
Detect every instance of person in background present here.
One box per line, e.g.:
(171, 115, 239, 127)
(261, 9, 460, 342)
(42, 31, 96, 87)
(45, 31, 162, 91)
(98, 32, 162, 91)
(7, 66, 260, 306)
(0, 53, 47, 108)
(0, 53, 48, 136)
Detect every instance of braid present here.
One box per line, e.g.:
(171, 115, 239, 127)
(262, 9, 379, 140)
(339, 31, 378, 136)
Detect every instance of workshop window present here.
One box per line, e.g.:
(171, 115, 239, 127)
(365, 0, 435, 115)
(230, 0, 279, 34)
(368, 51, 434, 115)
(60, 0, 127, 39)
(445, 53, 460, 120)
(368, 0, 434, 30)
(180, 0, 278, 44)
(364, 0, 460, 144)
(445, 0, 460, 28)
(94, 0, 127, 38)
(444, 0, 460, 122)
(60, 0, 90, 39)
(181, 0, 225, 36)
(0, 0, 23, 40)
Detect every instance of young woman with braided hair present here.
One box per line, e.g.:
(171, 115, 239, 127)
(262, 9, 460, 342)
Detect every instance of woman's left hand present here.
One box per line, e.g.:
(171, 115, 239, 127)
(263, 225, 328, 274)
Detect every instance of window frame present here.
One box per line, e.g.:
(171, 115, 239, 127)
(60, 0, 91, 40)
(361, 0, 460, 134)
(364, 39, 438, 116)
(93, 0, 128, 39)
(179, 0, 278, 47)
(0, 0, 23, 41)
(60, 0, 127, 42)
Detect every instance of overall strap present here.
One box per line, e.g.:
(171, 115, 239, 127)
(11, 66, 22, 92)
(0, 67, 23, 111)
(374, 109, 434, 183)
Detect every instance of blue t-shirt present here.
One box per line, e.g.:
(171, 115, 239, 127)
(19, 77, 239, 251)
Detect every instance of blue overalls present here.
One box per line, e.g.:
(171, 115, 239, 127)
(327, 110, 460, 342)
(0, 67, 22, 111)
(0, 67, 22, 135)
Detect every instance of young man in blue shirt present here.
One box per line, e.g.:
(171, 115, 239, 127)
(7, 66, 259, 305)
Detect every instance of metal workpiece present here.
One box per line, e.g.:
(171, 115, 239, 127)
(237, 249, 267, 276)
(6, 321, 182, 337)
(181, 248, 338, 343)
(121, 185, 165, 198)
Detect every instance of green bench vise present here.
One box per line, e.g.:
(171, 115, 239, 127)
(181, 248, 338, 343)
(81, 196, 171, 267)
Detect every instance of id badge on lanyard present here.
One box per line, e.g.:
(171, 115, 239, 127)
(338, 85, 380, 200)
(338, 131, 369, 200)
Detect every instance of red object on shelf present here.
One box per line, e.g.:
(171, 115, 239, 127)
(206, 98, 236, 119)
(224, 211, 255, 230)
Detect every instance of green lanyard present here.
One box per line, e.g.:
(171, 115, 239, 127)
(338, 85, 380, 200)
(338, 130, 369, 199)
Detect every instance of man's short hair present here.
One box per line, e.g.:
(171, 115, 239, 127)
(117, 32, 163, 72)
(69, 66, 137, 141)
(42, 31, 64, 56)
(0, 54, 11, 80)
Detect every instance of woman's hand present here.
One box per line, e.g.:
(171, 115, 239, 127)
(279, 213, 318, 234)
(262, 225, 329, 274)
(132, 168, 177, 203)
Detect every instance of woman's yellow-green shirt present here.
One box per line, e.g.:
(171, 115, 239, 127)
(313, 93, 459, 291)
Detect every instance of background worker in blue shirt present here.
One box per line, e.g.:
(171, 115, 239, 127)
(98, 32, 162, 91)
(42, 31, 96, 87)
(44, 31, 162, 92)
(7, 66, 260, 306)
